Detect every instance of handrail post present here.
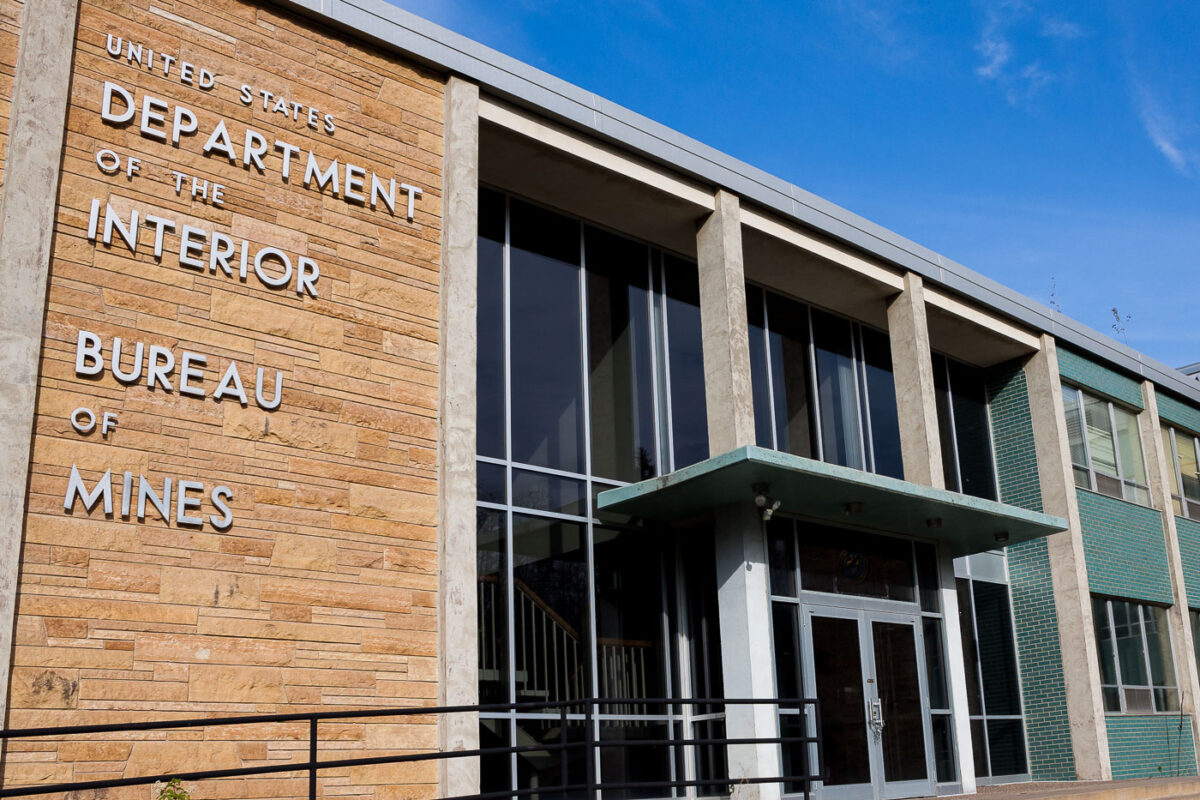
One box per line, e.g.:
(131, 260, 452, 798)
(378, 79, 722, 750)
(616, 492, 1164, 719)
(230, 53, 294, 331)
(559, 705, 568, 800)
(309, 717, 318, 800)
(585, 699, 595, 800)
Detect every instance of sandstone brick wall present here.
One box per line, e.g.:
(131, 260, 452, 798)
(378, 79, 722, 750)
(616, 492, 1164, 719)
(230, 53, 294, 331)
(0, 0, 22, 192)
(4, 0, 445, 796)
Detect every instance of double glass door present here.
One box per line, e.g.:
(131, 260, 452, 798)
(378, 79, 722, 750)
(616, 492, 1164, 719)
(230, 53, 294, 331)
(803, 605, 935, 800)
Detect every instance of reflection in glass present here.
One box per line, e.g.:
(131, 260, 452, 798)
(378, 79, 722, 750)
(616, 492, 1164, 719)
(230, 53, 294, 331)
(958, 580, 983, 717)
(509, 200, 585, 473)
(587, 228, 656, 482)
(664, 255, 709, 469)
(811, 615, 871, 785)
(511, 469, 586, 516)
(767, 518, 797, 597)
(974, 582, 1021, 716)
(799, 523, 915, 602)
(1063, 386, 1090, 488)
(923, 617, 949, 710)
(479, 718, 512, 796)
(772, 604, 802, 701)
(747, 285, 775, 448)
(767, 291, 815, 458)
(985, 719, 1027, 777)
(599, 722, 672, 800)
(931, 713, 956, 783)
(477, 461, 506, 505)
(514, 716, 587, 800)
(812, 309, 864, 470)
(872, 621, 928, 783)
(947, 359, 997, 500)
(477, 188, 506, 459)
(860, 326, 903, 479)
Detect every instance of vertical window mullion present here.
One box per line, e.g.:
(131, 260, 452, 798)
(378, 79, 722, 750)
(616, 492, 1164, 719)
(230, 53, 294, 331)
(645, 251, 664, 478)
(659, 256, 677, 473)
(855, 326, 876, 474)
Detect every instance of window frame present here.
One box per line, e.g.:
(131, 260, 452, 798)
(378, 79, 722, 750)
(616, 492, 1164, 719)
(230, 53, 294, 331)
(1092, 595, 1179, 715)
(1163, 424, 1200, 519)
(1063, 384, 1151, 506)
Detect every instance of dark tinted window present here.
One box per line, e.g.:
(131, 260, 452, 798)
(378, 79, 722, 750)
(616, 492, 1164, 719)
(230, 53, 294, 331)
(477, 188, 506, 458)
(664, 254, 708, 468)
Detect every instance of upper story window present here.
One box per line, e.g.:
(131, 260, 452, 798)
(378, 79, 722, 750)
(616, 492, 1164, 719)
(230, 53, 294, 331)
(1062, 385, 1150, 505)
(1161, 425, 1200, 519)
(477, 188, 708, 482)
(746, 284, 902, 479)
(932, 354, 998, 501)
(1092, 595, 1178, 714)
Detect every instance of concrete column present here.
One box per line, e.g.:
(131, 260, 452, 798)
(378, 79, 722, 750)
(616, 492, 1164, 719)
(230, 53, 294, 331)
(697, 189, 755, 456)
(886, 273, 945, 489)
(0, 0, 81, 727)
(1023, 334, 1112, 780)
(696, 189, 777, 797)
(714, 504, 782, 800)
(438, 75, 480, 796)
(1139, 382, 1200, 768)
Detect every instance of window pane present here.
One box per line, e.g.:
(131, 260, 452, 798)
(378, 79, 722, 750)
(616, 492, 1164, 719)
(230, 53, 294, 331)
(1144, 605, 1176, 690)
(585, 227, 657, 482)
(1112, 600, 1149, 687)
(746, 285, 775, 448)
(767, 518, 797, 597)
(860, 327, 903, 479)
(947, 359, 998, 500)
(477, 188, 506, 459)
(957, 579, 983, 717)
(766, 291, 815, 458)
(512, 514, 588, 704)
(931, 713, 956, 783)
(974, 581, 1022, 715)
(511, 469, 586, 516)
(1177, 430, 1200, 503)
(515, 716, 587, 798)
(812, 308, 864, 470)
(663, 254, 709, 469)
(1192, 609, 1200, 672)
(985, 719, 1028, 777)
(1083, 393, 1119, 478)
(772, 603, 802, 700)
(915, 542, 940, 612)
(1062, 386, 1088, 470)
(1112, 405, 1147, 488)
(478, 509, 508, 705)
(682, 528, 724, 709)
(970, 719, 988, 778)
(799, 523, 915, 602)
(593, 528, 668, 705)
(477, 461, 506, 504)
(1092, 596, 1118, 686)
(509, 200, 585, 473)
(923, 617, 949, 710)
(479, 718, 512, 796)
(599, 721, 672, 800)
(933, 355, 961, 492)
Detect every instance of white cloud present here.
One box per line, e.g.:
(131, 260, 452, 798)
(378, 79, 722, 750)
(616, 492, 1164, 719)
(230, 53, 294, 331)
(1132, 80, 1191, 174)
(1040, 18, 1085, 40)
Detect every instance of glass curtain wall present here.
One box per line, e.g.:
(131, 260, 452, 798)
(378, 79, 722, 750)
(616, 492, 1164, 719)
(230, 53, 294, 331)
(932, 354, 998, 501)
(1162, 425, 1200, 519)
(1091, 596, 1179, 714)
(746, 285, 903, 479)
(477, 188, 725, 798)
(956, 576, 1028, 780)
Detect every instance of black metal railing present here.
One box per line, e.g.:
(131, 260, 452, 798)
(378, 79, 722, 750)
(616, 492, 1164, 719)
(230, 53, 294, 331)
(0, 697, 822, 800)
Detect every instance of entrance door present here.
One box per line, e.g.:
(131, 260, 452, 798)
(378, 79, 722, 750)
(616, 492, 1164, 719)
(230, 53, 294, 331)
(802, 607, 936, 800)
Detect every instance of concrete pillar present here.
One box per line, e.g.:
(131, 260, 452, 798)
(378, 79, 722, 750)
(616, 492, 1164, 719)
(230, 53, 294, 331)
(714, 504, 782, 800)
(0, 0, 81, 728)
(886, 273, 945, 489)
(1023, 334, 1112, 780)
(697, 189, 755, 456)
(696, 189, 777, 797)
(883, 274, 973, 787)
(1139, 382, 1200, 768)
(438, 75, 480, 796)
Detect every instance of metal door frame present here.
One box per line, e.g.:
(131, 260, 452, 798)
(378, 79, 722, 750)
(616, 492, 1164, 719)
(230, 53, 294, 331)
(800, 600, 937, 800)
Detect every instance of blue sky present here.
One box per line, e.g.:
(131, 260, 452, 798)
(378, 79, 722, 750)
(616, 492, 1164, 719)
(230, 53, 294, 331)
(395, 0, 1200, 369)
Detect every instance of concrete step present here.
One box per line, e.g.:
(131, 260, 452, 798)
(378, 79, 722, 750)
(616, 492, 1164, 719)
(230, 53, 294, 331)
(934, 777, 1200, 800)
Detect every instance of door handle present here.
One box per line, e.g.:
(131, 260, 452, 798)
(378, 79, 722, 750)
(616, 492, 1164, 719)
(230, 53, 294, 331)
(869, 698, 885, 739)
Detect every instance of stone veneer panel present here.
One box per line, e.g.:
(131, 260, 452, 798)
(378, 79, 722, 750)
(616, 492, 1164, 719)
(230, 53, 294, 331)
(1106, 714, 1197, 780)
(987, 361, 1076, 780)
(3, 0, 445, 794)
(1077, 490, 1174, 605)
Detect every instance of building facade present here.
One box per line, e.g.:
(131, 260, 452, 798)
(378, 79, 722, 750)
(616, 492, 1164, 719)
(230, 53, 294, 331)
(2, 1, 1200, 799)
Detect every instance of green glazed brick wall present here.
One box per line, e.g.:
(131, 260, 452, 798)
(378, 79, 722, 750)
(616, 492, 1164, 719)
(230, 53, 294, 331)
(987, 362, 1076, 780)
(1176, 515, 1200, 609)
(1077, 489, 1173, 605)
(1159, 392, 1200, 437)
(1057, 347, 1143, 410)
(1106, 714, 1197, 779)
